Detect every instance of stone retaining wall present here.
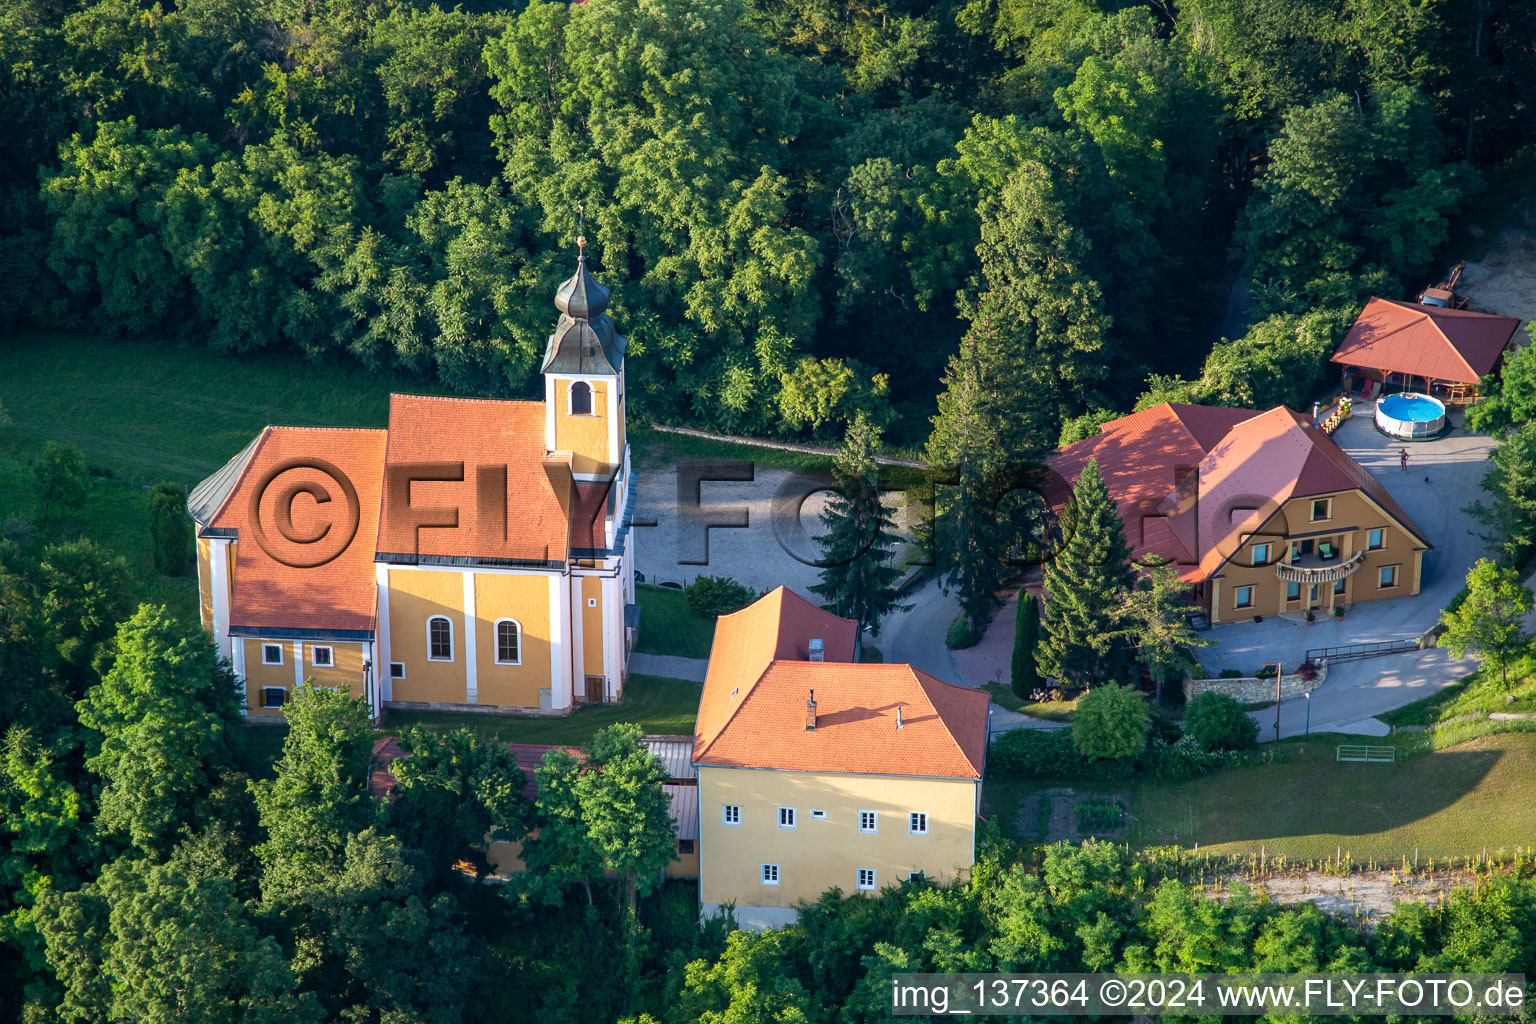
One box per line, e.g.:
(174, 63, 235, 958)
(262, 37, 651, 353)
(1183, 659, 1329, 705)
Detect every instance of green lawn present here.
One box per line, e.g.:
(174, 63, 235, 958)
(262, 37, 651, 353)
(633, 584, 716, 660)
(1379, 659, 1536, 727)
(0, 330, 449, 486)
(985, 732, 1536, 861)
(1, 330, 447, 625)
(384, 673, 701, 745)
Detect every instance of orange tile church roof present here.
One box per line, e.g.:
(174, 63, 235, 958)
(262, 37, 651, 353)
(692, 588, 989, 779)
(376, 394, 573, 564)
(193, 392, 614, 637)
(207, 426, 386, 634)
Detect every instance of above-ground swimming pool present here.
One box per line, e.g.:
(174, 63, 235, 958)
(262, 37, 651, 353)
(1375, 392, 1446, 438)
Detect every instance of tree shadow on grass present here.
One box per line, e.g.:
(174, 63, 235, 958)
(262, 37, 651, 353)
(1128, 745, 1509, 855)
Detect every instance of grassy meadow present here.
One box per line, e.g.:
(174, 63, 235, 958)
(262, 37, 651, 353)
(0, 329, 451, 623)
(986, 728, 1536, 862)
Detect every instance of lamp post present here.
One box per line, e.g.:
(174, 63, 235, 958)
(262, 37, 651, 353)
(1304, 690, 1311, 739)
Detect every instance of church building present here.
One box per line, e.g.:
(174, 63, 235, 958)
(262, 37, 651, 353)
(187, 245, 637, 720)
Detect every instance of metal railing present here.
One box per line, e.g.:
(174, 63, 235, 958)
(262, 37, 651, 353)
(1274, 550, 1365, 584)
(1337, 744, 1396, 763)
(1305, 638, 1421, 664)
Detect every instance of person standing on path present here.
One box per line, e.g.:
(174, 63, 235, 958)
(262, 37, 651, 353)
(1399, 448, 1409, 472)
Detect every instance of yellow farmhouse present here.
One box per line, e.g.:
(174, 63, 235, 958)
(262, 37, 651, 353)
(187, 249, 637, 719)
(693, 588, 990, 930)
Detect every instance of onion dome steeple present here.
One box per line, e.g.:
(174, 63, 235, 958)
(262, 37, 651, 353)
(541, 234, 626, 376)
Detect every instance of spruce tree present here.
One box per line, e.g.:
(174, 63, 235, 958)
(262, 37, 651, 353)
(148, 480, 192, 576)
(1010, 590, 1040, 699)
(925, 320, 1034, 631)
(1038, 459, 1135, 685)
(810, 412, 909, 657)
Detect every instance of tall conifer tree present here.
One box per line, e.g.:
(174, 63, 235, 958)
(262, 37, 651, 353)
(810, 412, 908, 657)
(1038, 459, 1135, 684)
(1010, 590, 1041, 698)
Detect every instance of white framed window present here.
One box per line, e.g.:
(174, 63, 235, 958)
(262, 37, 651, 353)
(1312, 498, 1332, 522)
(722, 804, 741, 827)
(909, 812, 929, 836)
(569, 380, 593, 415)
(1234, 585, 1255, 609)
(908, 870, 926, 882)
(778, 807, 796, 829)
(857, 868, 876, 891)
(1368, 527, 1386, 550)
(260, 686, 287, 709)
(1378, 565, 1399, 589)
(390, 662, 405, 679)
(810, 809, 827, 821)
(427, 616, 453, 661)
(761, 864, 780, 886)
(261, 643, 283, 665)
(311, 645, 333, 667)
(494, 619, 522, 665)
(858, 810, 878, 834)
(1251, 543, 1271, 565)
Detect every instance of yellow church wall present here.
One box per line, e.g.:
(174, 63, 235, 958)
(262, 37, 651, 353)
(554, 378, 610, 475)
(698, 768, 978, 910)
(238, 639, 368, 717)
(387, 568, 467, 703)
(196, 538, 213, 629)
(581, 575, 605, 700)
(240, 639, 291, 718)
(473, 572, 554, 708)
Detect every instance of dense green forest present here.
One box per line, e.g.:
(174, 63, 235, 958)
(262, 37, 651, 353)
(5, 1, 1536, 1020)
(2, 0, 1531, 448)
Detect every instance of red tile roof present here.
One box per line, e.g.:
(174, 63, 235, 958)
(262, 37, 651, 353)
(1048, 404, 1431, 583)
(377, 394, 572, 563)
(208, 426, 386, 634)
(1045, 403, 1257, 572)
(693, 588, 989, 779)
(1332, 298, 1522, 385)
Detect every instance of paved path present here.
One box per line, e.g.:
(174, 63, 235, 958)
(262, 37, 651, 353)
(988, 706, 1071, 735)
(629, 653, 708, 682)
(1247, 645, 1474, 740)
(880, 577, 963, 683)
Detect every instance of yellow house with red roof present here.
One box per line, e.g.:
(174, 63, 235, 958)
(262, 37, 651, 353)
(693, 587, 990, 930)
(187, 249, 637, 719)
(1045, 403, 1432, 625)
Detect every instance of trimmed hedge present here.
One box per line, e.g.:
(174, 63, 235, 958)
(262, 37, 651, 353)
(988, 729, 1134, 781)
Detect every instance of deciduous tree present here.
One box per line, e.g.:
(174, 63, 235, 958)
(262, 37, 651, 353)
(29, 442, 88, 524)
(76, 605, 240, 855)
(1439, 559, 1534, 690)
(1070, 683, 1150, 761)
(251, 685, 375, 902)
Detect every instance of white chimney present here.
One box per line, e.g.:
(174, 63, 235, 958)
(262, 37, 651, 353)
(895, 704, 903, 729)
(808, 638, 824, 662)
